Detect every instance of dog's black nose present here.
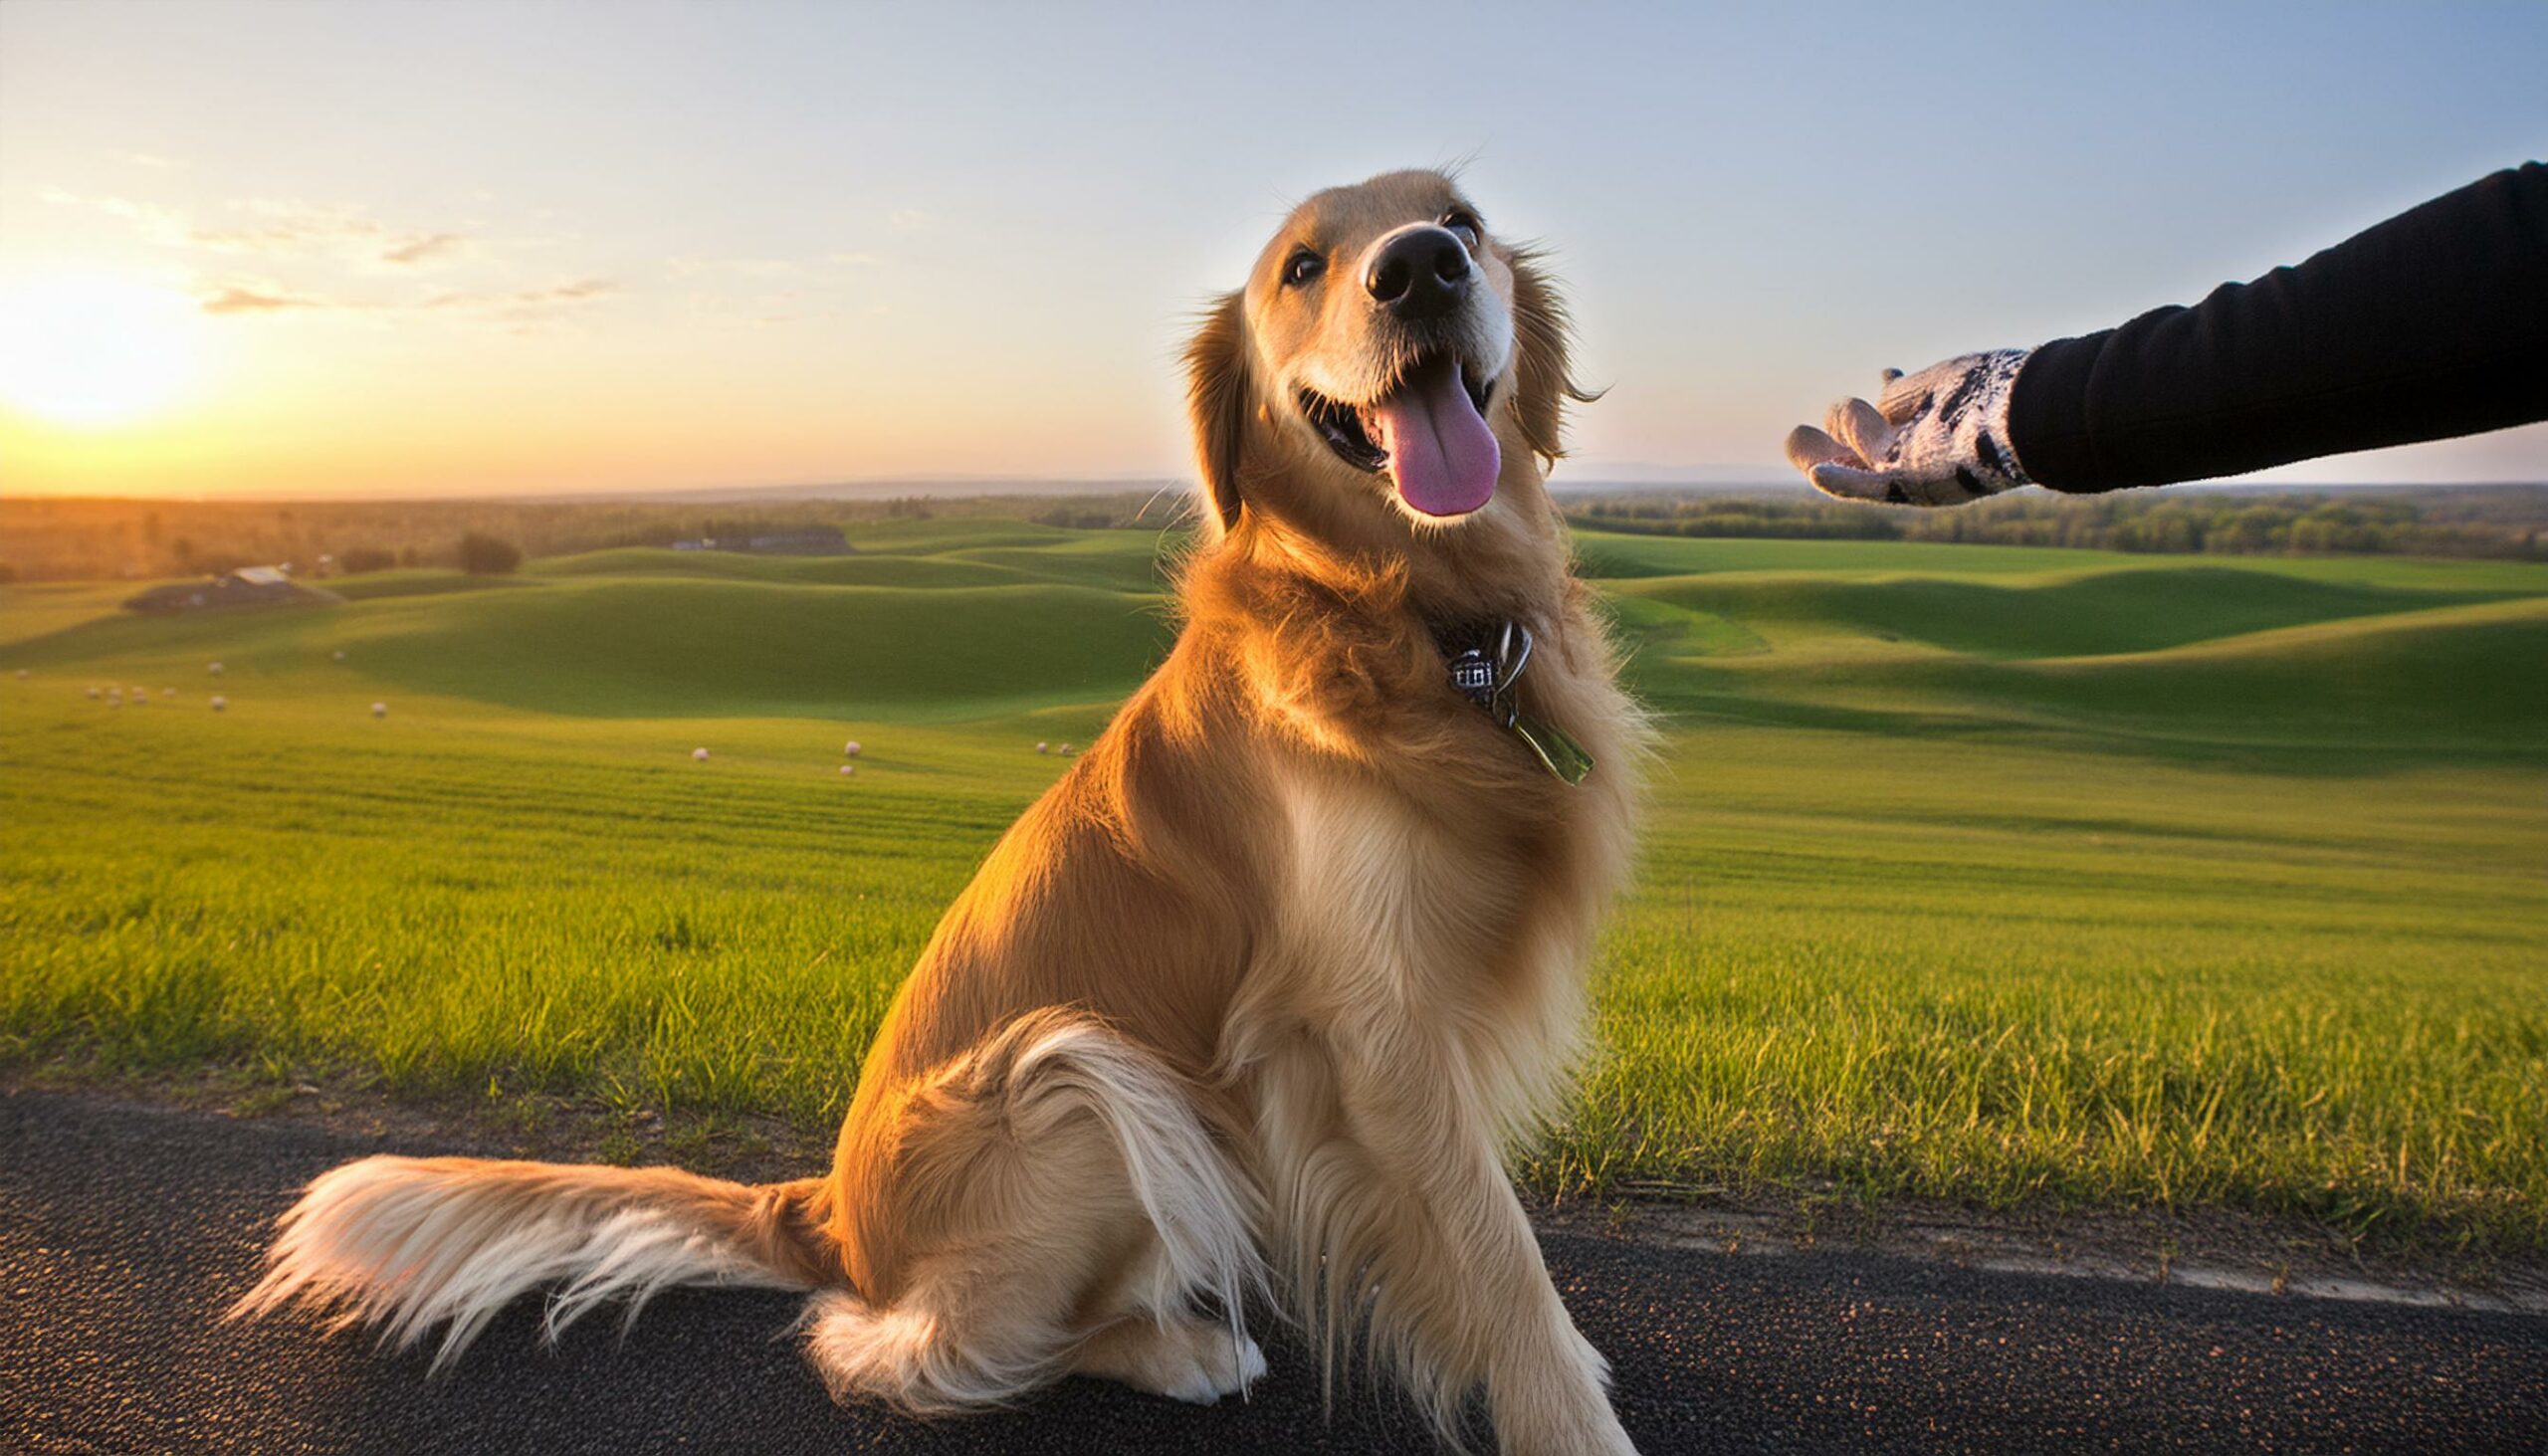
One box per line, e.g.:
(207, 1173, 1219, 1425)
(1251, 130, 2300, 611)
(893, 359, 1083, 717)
(1365, 226, 1472, 320)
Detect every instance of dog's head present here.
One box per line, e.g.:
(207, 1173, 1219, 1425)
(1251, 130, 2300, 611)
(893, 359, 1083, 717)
(1186, 170, 1585, 544)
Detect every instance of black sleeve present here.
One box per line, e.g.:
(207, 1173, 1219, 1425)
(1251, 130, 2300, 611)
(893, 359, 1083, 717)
(2007, 162, 2548, 493)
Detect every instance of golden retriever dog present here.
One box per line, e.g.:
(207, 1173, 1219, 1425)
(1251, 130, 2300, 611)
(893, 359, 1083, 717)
(236, 168, 1646, 1454)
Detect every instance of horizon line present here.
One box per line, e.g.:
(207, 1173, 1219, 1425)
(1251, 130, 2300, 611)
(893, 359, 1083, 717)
(10, 477, 2545, 510)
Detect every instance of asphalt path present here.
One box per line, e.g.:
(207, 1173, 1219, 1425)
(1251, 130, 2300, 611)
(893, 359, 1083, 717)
(2, 1091, 2540, 1455)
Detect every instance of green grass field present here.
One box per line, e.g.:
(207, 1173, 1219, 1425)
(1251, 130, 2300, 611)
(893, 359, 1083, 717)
(4, 521, 2543, 1255)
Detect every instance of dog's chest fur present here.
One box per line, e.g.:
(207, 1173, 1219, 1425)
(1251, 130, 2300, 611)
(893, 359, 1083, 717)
(1252, 613, 1621, 1025)
(1251, 705, 1615, 1141)
(1275, 763, 1477, 976)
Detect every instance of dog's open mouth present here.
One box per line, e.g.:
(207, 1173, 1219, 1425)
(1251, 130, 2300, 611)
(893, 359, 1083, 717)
(1299, 352, 1498, 518)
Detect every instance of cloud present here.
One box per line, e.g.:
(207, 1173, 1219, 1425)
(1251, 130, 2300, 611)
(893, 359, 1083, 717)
(41, 187, 190, 242)
(188, 199, 480, 270)
(46, 189, 530, 278)
(200, 285, 327, 315)
(188, 199, 378, 253)
(46, 191, 481, 271)
(520, 277, 616, 304)
(380, 232, 470, 266)
(422, 276, 619, 312)
(58, 183, 611, 326)
(199, 275, 616, 320)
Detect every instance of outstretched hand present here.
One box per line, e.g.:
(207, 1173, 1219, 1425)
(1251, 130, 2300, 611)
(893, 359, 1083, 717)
(1784, 349, 2033, 506)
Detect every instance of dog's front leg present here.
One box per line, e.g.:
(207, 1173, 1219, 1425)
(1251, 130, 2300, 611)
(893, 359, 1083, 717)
(1275, 1033, 1637, 1456)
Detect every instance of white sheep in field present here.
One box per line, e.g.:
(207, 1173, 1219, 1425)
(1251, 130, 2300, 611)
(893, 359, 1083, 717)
(693, 747, 711, 761)
(332, 650, 347, 662)
(1035, 741, 1049, 753)
(211, 696, 228, 712)
(839, 764, 855, 776)
(1058, 743, 1076, 756)
(371, 702, 388, 718)
(208, 662, 225, 676)
(86, 687, 102, 700)
(843, 740, 862, 757)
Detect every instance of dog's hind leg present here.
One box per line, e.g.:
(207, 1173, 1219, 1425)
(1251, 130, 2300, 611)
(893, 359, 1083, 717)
(1071, 1306, 1268, 1403)
(1057, 1214, 1268, 1403)
(805, 1009, 1263, 1414)
(1260, 1029, 1635, 1456)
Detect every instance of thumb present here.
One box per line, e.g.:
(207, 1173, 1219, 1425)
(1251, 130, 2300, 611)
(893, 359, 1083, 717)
(1785, 424, 1859, 474)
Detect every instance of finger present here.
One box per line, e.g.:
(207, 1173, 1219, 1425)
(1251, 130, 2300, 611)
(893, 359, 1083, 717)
(1805, 462, 1895, 502)
(1877, 379, 1932, 425)
(1828, 396, 1895, 464)
(1784, 424, 1859, 475)
(1876, 365, 1938, 424)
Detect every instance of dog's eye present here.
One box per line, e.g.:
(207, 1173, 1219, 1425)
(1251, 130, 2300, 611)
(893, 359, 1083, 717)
(1281, 248, 1325, 288)
(1440, 209, 1483, 250)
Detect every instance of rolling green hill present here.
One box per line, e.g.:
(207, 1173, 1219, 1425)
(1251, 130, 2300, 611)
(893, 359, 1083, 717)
(529, 548, 1039, 591)
(3, 524, 2542, 1255)
(10, 525, 2541, 751)
(1613, 564, 2525, 659)
(345, 579, 1173, 720)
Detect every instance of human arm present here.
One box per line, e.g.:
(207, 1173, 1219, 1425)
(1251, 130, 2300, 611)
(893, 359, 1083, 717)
(1789, 162, 2548, 504)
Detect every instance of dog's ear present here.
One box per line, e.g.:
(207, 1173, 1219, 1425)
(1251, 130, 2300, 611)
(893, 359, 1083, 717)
(1503, 245, 1599, 467)
(1183, 291, 1252, 536)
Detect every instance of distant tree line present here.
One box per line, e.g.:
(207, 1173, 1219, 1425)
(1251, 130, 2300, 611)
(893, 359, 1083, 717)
(0, 492, 1179, 583)
(4, 485, 2540, 583)
(457, 532, 524, 575)
(1561, 485, 2548, 561)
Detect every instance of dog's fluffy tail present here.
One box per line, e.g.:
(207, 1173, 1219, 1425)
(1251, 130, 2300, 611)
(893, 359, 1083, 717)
(802, 1009, 1267, 1414)
(230, 1154, 836, 1370)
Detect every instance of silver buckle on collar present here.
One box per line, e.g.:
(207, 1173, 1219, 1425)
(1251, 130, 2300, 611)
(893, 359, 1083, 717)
(1494, 622, 1534, 705)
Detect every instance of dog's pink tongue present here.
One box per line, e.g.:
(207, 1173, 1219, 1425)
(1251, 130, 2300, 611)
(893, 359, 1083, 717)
(1373, 357, 1499, 518)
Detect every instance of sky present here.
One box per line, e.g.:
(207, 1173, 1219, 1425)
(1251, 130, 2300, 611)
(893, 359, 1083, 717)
(1, 0, 2543, 501)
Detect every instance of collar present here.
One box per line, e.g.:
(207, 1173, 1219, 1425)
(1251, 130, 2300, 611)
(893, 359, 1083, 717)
(1430, 618, 1534, 726)
(1428, 617, 1594, 785)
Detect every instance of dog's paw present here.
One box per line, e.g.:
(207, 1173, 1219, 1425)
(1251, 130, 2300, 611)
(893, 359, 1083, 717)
(1158, 1328, 1266, 1404)
(1076, 1318, 1265, 1404)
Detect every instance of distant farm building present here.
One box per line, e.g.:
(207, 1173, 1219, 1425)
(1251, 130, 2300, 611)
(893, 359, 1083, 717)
(668, 526, 854, 556)
(122, 566, 343, 615)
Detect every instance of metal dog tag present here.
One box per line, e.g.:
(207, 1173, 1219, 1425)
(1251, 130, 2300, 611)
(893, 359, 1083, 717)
(1447, 649, 1498, 708)
(1440, 620, 1591, 784)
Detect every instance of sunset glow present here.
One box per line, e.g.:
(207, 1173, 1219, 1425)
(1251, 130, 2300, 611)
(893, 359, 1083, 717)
(0, 274, 201, 427)
(0, 1, 2541, 500)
